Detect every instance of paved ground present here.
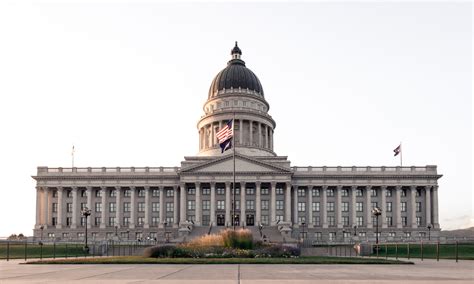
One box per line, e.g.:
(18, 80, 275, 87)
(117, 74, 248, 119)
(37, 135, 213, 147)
(0, 259, 473, 283)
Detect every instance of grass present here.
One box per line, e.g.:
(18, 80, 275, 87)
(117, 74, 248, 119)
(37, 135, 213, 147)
(0, 243, 91, 259)
(26, 255, 412, 265)
(369, 243, 474, 260)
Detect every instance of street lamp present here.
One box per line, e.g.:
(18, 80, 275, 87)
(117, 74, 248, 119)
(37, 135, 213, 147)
(301, 222, 306, 241)
(81, 207, 91, 253)
(427, 224, 432, 241)
(353, 225, 357, 236)
(39, 225, 44, 242)
(371, 207, 382, 246)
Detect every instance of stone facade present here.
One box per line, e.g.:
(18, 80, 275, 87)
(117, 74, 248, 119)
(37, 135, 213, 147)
(32, 44, 442, 242)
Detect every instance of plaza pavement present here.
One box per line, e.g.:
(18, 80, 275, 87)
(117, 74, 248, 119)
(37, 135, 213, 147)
(0, 258, 473, 283)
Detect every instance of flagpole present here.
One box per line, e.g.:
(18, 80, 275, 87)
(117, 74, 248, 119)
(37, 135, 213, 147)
(232, 112, 236, 231)
(400, 142, 403, 167)
(72, 145, 75, 168)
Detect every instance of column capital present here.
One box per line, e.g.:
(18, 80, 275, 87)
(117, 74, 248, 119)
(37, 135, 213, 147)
(255, 181, 261, 187)
(195, 182, 201, 188)
(285, 182, 292, 187)
(209, 182, 216, 188)
(270, 181, 277, 187)
(225, 181, 231, 187)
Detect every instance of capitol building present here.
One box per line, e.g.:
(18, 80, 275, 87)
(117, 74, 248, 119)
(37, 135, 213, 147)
(33, 43, 442, 243)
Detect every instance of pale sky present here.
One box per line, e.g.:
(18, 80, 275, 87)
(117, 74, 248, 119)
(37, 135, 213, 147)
(0, 1, 471, 237)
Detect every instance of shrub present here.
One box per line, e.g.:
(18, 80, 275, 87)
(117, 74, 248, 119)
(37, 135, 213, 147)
(187, 234, 224, 247)
(144, 245, 187, 258)
(254, 244, 300, 258)
(222, 229, 253, 249)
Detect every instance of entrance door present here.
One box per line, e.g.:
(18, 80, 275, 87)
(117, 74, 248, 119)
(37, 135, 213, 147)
(246, 214, 255, 226)
(217, 214, 225, 226)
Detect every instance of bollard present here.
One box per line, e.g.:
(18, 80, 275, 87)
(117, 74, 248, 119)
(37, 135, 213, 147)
(24, 241, 27, 261)
(395, 243, 398, 260)
(455, 241, 458, 263)
(436, 242, 439, 262)
(6, 241, 10, 261)
(421, 241, 423, 261)
(407, 243, 410, 260)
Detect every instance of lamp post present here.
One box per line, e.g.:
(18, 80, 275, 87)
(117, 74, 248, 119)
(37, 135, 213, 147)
(427, 224, 432, 241)
(81, 207, 91, 253)
(353, 225, 357, 236)
(115, 225, 118, 237)
(39, 225, 44, 242)
(371, 207, 382, 246)
(301, 222, 306, 241)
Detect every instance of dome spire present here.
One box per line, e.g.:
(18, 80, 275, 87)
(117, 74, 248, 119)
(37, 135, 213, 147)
(231, 41, 242, 59)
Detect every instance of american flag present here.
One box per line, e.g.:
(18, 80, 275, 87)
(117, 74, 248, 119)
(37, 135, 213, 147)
(393, 144, 401, 156)
(217, 120, 233, 153)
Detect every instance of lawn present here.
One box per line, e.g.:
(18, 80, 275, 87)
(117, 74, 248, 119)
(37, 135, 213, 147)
(26, 255, 412, 265)
(369, 243, 474, 260)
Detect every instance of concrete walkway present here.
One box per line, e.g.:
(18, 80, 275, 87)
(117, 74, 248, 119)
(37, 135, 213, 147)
(0, 259, 472, 283)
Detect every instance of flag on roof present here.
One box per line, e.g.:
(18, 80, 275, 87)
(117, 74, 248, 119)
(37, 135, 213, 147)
(217, 120, 233, 153)
(393, 144, 401, 156)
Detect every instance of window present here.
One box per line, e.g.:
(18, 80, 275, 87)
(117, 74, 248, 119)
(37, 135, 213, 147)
(52, 203, 58, 213)
(166, 202, 174, 212)
(95, 189, 102, 197)
(202, 188, 210, 195)
(356, 216, 364, 226)
(137, 217, 144, 226)
(388, 232, 396, 237)
(52, 217, 57, 226)
(66, 217, 72, 226)
(386, 202, 392, 212)
(202, 215, 210, 226)
(327, 188, 334, 197)
(124, 202, 131, 212)
(298, 202, 306, 212)
(109, 217, 116, 227)
(138, 189, 145, 197)
(80, 217, 86, 227)
(327, 202, 334, 212)
(261, 215, 269, 225)
(313, 202, 320, 212)
(81, 190, 86, 197)
(404, 232, 411, 238)
(314, 216, 321, 227)
(188, 215, 195, 222)
(109, 202, 116, 212)
(298, 216, 306, 224)
(327, 216, 335, 226)
(110, 189, 117, 197)
(385, 189, 392, 197)
(246, 188, 254, 195)
(152, 202, 160, 213)
(343, 232, 351, 239)
(276, 200, 284, 210)
(261, 188, 269, 195)
(138, 202, 145, 212)
(372, 216, 377, 226)
(232, 188, 240, 195)
(328, 232, 336, 241)
(95, 203, 102, 213)
(401, 189, 407, 197)
(416, 216, 422, 226)
(217, 200, 225, 210)
(312, 188, 320, 197)
(314, 232, 322, 240)
(298, 188, 305, 197)
(67, 203, 72, 212)
(166, 217, 174, 224)
(342, 216, 349, 226)
(386, 217, 393, 227)
(52, 191, 57, 198)
(217, 188, 225, 195)
(356, 202, 363, 212)
(235, 200, 240, 210)
(152, 217, 160, 226)
(62, 232, 69, 238)
(358, 232, 366, 237)
(276, 187, 284, 195)
(342, 202, 349, 212)
(371, 202, 378, 209)
(401, 202, 407, 212)
(416, 202, 422, 212)
(166, 189, 174, 197)
(123, 217, 130, 226)
(187, 188, 195, 195)
(124, 190, 131, 197)
(67, 190, 72, 198)
(246, 200, 254, 210)
(152, 189, 159, 197)
(80, 203, 87, 211)
(187, 200, 195, 210)
(202, 200, 210, 210)
(356, 189, 363, 197)
(402, 217, 408, 226)
(416, 189, 421, 197)
(276, 215, 284, 222)
(94, 217, 101, 226)
(371, 189, 377, 197)
(261, 200, 269, 210)
(341, 189, 349, 197)
(77, 232, 85, 239)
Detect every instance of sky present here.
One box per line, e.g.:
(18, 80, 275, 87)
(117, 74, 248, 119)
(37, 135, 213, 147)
(0, 1, 471, 237)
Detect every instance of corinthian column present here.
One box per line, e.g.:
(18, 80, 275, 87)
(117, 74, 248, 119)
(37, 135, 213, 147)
(144, 186, 150, 229)
(270, 182, 276, 225)
(195, 182, 202, 226)
(381, 186, 387, 229)
(285, 182, 292, 223)
(395, 186, 402, 228)
(336, 186, 342, 228)
(225, 182, 231, 226)
(366, 186, 372, 229)
(115, 187, 122, 228)
(425, 186, 431, 227)
(159, 186, 165, 228)
(240, 182, 246, 226)
(256, 182, 261, 226)
(179, 184, 186, 225)
(56, 187, 63, 229)
(35, 187, 41, 229)
(100, 187, 107, 229)
(210, 183, 216, 226)
(71, 187, 78, 229)
(410, 186, 417, 228)
(86, 187, 93, 229)
(130, 186, 136, 229)
(307, 186, 313, 228)
(322, 186, 328, 228)
(43, 187, 49, 227)
(432, 185, 439, 228)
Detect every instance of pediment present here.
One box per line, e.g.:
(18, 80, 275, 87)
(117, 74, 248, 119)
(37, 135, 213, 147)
(180, 154, 291, 174)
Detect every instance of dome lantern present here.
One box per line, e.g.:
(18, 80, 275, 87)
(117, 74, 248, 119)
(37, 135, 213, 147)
(231, 41, 242, 59)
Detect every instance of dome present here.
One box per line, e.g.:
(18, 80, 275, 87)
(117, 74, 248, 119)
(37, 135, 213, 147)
(208, 42, 264, 99)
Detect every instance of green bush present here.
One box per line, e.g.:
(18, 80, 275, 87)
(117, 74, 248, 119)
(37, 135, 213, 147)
(221, 229, 253, 249)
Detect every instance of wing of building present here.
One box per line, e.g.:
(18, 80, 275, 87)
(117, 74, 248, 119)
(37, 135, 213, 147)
(32, 43, 442, 243)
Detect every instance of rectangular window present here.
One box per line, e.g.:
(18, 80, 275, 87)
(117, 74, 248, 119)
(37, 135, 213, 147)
(202, 188, 210, 195)
(314, 232, 322, 240)
(246, 200, 254, 210)
(313, 202, 320, 212)
(188, 215, 195, 222)
(80, 203, 87, 211)
(95, 203, 102, 213)
(166, 217, 174, 224)
(276, 187, 284, 195)
(402, 217, 408, 226)
(416, 202, 422, 212)
(314, 216, 321, 227)
(341, 189, 349, 197)
(138, 202, 145, 212)
(328, 232, 336, 241)
(80, 217, 86, 227)
(152, 189, 159, 197)
(232, 188, 240, 195)
(261, 200, 269, 210)
(137, 217, 144, 226)
(123, 217, 130, 226)
(356, 202, 363, 212)
(327, 188, 334, 197)
(246, 188, 254, 195)
(298, 188, 305, 197)
(356, 189, 363, 197)
(110, 189, 117, 197)
(298, 202, 306, 212)
(401, 202, 407, 212)
(187, 188, 195, 195)
(67, 203, 73, 212)
(342, 202, 349, 212)
(342, 216, 349, 226)
(138, 189, 145, 197)
(152, 217, 160, 226)
(52, 203, 58, 213)
(152, 202, 160, 212)
(202, 200, 210, 210)
(109, 202, 116, 213)
(276, 215, 284, 222)
(235, 200, 240, 210)
(81, 190, 86, 197)
(327, 202, 334, 212)
(166, 202, 173, 212)
(202, 215, 210, 226)
(217, 200, 225, 210)
(124, 202, 131, 212)
(386, 217, 393, 227)
(66, 217, 72, 226)
(416, 189, 421, 197)
(358, 232, 366, 237)
(386, 202, 392, 212)
(52, 217, 57, 226)
(94, 217, 101, 226)
(298, 216, 306, 224)
(356, 216, 364, 226)
(388, 232, 396, 237)
(187, 200, 195, 210)
(124, 190, 131, 197)
(371, 189, 377, 197)
(166, 189, 174, 197)
(401, 189, 407, 197)
(327, 216, 335, 227)
(261, 188, 269, 195)
(67, 190, 72, 198)
(52, 191, 58, 198)
(385, 189, 392, 197)
(372, 216, 377, 226)
(416, 216, 422, 226)
(95, 189, 102, 197)
(371, 202, 378, 209)
(217, 188, 225, 195)
(276, 200, 284, 210)
(261, 215, 269, 225)
(312, 188, 320, 197)
(109, 217, 116, 227)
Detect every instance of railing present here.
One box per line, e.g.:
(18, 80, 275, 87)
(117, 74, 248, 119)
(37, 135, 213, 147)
(37, 167, 180, 175)
(292, 166, 438, 174)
